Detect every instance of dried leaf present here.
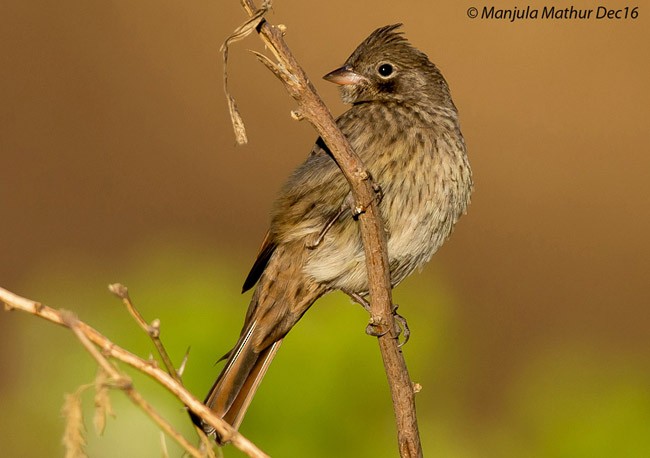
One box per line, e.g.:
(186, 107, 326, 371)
(93, 369, 115, 436)
(62, 390, 87, 458)
(160, 432, 169, 458)
(220, 0, 273, 145)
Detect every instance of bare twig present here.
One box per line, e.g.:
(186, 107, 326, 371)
(107, 283, 213, 446)
(93, 368, 115, 436)
(108, 283, 182, 384)
(0, 287, 269, 458)
(60, 310, 205, 458)
(229, 2, 422, 456)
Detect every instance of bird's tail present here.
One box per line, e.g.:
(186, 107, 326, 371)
(198, 320, 282, 438)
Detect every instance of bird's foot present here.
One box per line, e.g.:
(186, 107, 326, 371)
(342, 290, 410, 345)
(365, 304, 410, 346)
(391, 303, 410, 347)
(366, 315, 391, 337)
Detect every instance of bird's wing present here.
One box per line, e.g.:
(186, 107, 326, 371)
(241, 230, 277, 293)
(241, 136, 340, 294)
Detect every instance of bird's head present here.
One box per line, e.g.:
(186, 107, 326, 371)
(324, 24, 452, 107)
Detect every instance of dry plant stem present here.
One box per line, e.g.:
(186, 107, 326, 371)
(61, 311, 204, 458)
(0, 287, 269, 458)
(235, 2, 422, 456)
(108, 283, 182, 384)
(108, 284, 210, 446)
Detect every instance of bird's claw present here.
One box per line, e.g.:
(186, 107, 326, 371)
(341, 290, 410, 345)
(372, 182, 384, 205)
(392, 303, 410, 347)
(365, 306, 409, 346)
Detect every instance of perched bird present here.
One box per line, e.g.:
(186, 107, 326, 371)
(199, 23, 473, 436)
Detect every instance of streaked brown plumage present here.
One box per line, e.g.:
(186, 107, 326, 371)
(199, 24, 473, 437)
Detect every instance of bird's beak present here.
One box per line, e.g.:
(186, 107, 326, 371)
(323, 65, 366, 85)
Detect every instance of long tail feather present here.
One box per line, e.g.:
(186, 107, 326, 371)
(199, 320, 282, 437)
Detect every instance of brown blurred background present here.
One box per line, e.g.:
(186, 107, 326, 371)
(1, 1, 649, 457)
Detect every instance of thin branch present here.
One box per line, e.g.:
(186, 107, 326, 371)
(108, 283, 182, 384)
(0, 287, 269, 458)
(107, 283, 213, 449)
(60, 310, 205, 458)
(229, 2, 422, 456)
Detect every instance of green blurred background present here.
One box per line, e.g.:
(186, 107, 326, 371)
(1, 1, 649, 456)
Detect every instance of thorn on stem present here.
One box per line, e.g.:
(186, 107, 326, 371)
(178, 347, 191, 377)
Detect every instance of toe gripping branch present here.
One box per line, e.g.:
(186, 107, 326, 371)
(343, 290, 410, 347)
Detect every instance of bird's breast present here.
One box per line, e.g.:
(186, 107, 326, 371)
(304, 103, 472, 291)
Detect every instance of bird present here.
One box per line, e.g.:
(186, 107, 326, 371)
(198, 23, 473, 438)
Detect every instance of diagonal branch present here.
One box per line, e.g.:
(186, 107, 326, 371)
(61, 310, 205, 458)
(0, 287, 269, 458)
(229, 2, 423, 457)
(108, 283, 183, 384)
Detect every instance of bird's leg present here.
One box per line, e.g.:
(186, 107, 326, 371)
(307, 179, 384, 248)
(343, 290, 372, 313)
(341, 290, 410, 346)
(305, 196, 350, 249)
(307, 188, 366, 249)
(344, 290, 389, 337)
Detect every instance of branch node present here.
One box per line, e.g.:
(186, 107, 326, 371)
(354, 168, 371, 181)
(0, 286, 270, 457)
(290, 110, 304, 121)
(149, 319, 161, 338)
(60, 309, 78, 327)
(353, 204, 366, 218)
(110, 376, 133, 391)
(413, 383, 422, 394)
(108, 283, 130, 301)
(365, 315, 390, 337)
(102, 342, 115, 358)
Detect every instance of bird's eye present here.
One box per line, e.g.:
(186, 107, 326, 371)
(377, 63, 394, 78)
